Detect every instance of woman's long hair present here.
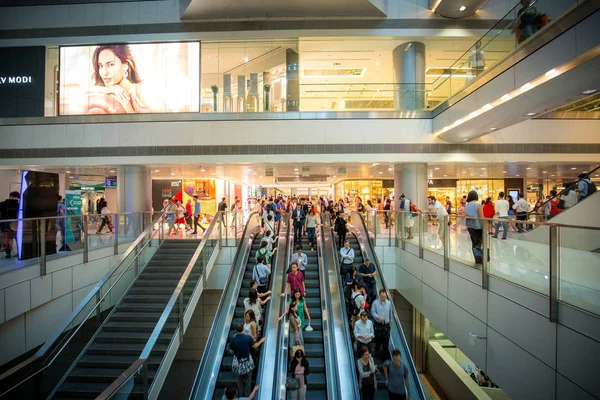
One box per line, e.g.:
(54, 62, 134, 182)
(92, 44, 142, 86)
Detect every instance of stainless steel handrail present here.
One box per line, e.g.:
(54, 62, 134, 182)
(255, 214, 290, 400)
(315, 213, 338, 399)
(272, 213, 295, 400)
(319, 213, 361, 400)
(0, 212, 163, 394)
(351, 211, 427, 400)
(0, 211, 154, 224)
(97, 212, 224, 399)
(188, 212, 260, 399)
(322, 213, 361, 400)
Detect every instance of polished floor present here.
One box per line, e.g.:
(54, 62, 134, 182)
(373, 221, 600, 316)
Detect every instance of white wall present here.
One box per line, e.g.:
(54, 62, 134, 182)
(0, 241, 154, 365)
(387, 244, 600, 400)
(0, 170, 21, 198)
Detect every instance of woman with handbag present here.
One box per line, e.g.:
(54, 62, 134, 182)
(288, 349, 310, 399)
(356, 345, 378, 400)
(279, 302, 304, 352)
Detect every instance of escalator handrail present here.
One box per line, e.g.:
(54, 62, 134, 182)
(322, 213, 361, 400)
(533, 165, 600, 216)
(188, 212, 261, 399)
(0, 212, 164, 393)
(350, 211, 426, 400)
(97, 212, 224, 399)
(271, 214, 295, 400)
(255, 214, 290, 400)
(315, 213, 339, 399)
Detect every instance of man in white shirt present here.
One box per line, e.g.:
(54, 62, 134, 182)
(339, 241, 355, 277)
(513, 193, 530, 233)
(428, 196, 448, 246)
(468, 40, 486, 81)
(353, 311, 375, 354)
(291, 245, 308, 271)
(494, 191, 510, 240)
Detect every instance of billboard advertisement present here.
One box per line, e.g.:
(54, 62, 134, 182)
(0, 46, 45, 118)
(59, 42, 200, 115)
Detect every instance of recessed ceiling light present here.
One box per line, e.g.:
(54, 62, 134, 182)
(458, 5, 466, 11)
(369, 175, 373, 178)
(376, 62, 380, 66)
(463, 138, 468, 141)
(243, 57, 249, 62)
(501, 94, 511, 101)
(595, 174, 599, 177)
(543, 171, 547, 173)
(481, 167, 486, 170)
(551, 174, 555, 177)
(388, 168, 393, 171)
(372, 163, 380, 166)
(171, 173, 176, 176)
(200, 169, 205, 172)
(582, 89, 597, 95)
(109, 170, 115, 173)
(154, 169, 160, 172)
(526, 167, 531, 170)
(571, 167, 577, 170)
(443, 174, 448, 177)
(545, 69, 559, 78)
(332, 175, 337, 178)
(582, 170, 588, 173)
(503, 171, 507, 173)
(378, 171, 383, 174)
(259, 176, 263, 178)
(516, 174, 520, 177)
(526, 112, 537, 116)
(435, 167, 440, 170)
(69, 176, 74, 179)
(489, 127, 497, 131)
(66, 170, 71, 173)
(294, 168, 298, 171)
(253, 172, 257, 175)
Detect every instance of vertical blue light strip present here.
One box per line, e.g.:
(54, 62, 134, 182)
(17, 170, 29, 260)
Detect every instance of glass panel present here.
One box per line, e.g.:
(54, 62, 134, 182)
(423, 213, 445, 256)
(489, 219, 549, 295)
(559, 226, 600, 315)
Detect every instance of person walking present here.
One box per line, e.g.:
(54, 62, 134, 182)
(549, 190, 563, 219)
(185, 199, 193, 231)
(371, 289, 393, 361)
(291, 245, 308, 272)
(513, 193, 530, 233)
(252, 256, 271, 294)
(223, 384, 260, 400)
(339, 240, 355, 277)
(493, 192, 509, 240)
(57, 195, 70, 252)
(192, 195, 206, 234)
(292, 204, 305, 246)
(164, 198, 177, 236)
(427, 196, 448, 248)
(335, 214, 348, 249)
(305, 208, 318, 252)
(356, 345, 378, 400)
(228, 324, 266, 397)
(96, 199, 114, 234)
(289, 349, 310, 400)
(577, 172, 596, 201)
(218, 197, 228, 226)
(244, 288, 270, 324)
(383, 349, 410, 400)
(281, 262, 306, 297)
(354, 311, 375, 354)
(0, 191, 19, 259)
(358, 258, 377, 306)
(465, 191, 485, 264)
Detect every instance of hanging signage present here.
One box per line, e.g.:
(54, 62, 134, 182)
(65, 190, 82, 243)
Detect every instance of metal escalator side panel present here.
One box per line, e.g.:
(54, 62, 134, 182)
(350, 211, 426, 400)
(189, 214, 261, 399)
(319, 213, 361, 400)
(255, 214, 290, 400)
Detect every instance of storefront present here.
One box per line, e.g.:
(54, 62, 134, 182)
(152, 179, 217, 216)
(428, 178, 524, 209)
(526, 184, 544, 205)
(335, 179, 393, 203)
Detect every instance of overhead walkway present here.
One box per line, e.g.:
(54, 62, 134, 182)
(189, 213, 288, 399)
(331, 213, 426, 400)
(0, 212, 225, 399)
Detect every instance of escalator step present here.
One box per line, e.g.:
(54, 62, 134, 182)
(303, 343, 324, 358)
(87, 342, 168, 356)
(306, 372, 326, 389)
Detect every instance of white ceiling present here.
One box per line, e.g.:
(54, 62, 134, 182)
(181, 0, 386, 20)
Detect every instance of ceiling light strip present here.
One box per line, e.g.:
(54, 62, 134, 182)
(433, 44, 600, 137)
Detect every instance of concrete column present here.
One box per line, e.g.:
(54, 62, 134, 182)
(392, 42, 426, 110)
(117, 166, 151, 213)
(394, 163, 428, 211)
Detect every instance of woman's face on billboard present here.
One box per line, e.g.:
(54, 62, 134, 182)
(97, 49, 127, 87)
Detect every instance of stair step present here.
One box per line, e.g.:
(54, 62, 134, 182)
(303, 343, 324, 358)
(87, 342, 168, 356)
(77, 354, 162, 369)
(95, 331, 172, 344)
(110, 312, 177, 323)
(102, 321, 177, 333)
(67, 367, 156, 383)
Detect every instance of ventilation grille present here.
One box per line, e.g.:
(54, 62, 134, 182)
(265, 167, 274, 177)
(277, 175, 329, 183)
(303, 68, 365, 77)
(337, 167, 347, 176)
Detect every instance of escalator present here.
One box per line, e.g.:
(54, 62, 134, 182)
(54, 240, 203, 398)
(0, 213, 223, 400)
(211, 231, 267, 398)
(189, 213, 285, 399)
(341, 212, 426, 400)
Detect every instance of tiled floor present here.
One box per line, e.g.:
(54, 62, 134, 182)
(372, 223, 600, 316)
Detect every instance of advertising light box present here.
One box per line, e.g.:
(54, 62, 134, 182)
(59, 42, 200, 115)
(0, 46, 46, 118)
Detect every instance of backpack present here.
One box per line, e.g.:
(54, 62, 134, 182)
(253, 264, 268, 286)
(357, 202, 364, 212)
(349, 293, 364, 316)
(265, 202, 275, 213)
(583, 179, 597, 195)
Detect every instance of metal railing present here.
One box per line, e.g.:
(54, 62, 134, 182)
(350, 212, 427, 400)
(0, 212, 163, 398)
(257, 214, 290, 400)
(364, 209, 600, 320)
(188, 212, 261, 399)
(96, 212, 224, 399)
(0, 211, 154, 277)
(320, 213, 361, 400)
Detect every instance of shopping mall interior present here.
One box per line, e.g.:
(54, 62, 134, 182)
(0, 0, 599, 399)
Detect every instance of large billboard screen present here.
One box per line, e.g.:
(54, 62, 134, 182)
(0, 46, 45, 118)
(59, 42, 199, 115)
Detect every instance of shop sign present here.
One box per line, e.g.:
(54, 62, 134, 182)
(162, 188, 172, 198)
(428, 179, 457, 188)
(65, 190, 82, 243)
(527, 185, 541, 191)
